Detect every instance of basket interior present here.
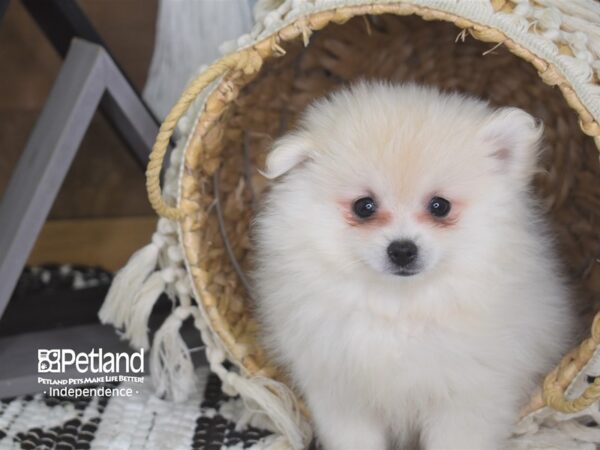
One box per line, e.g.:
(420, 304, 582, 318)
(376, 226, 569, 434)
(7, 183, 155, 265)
(181, 14, 600, 382)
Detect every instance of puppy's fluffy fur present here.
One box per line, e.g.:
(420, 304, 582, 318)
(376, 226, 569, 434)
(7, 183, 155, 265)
(252, 82, 574, 450)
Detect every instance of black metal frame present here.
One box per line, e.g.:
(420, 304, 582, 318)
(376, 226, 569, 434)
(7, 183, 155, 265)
(0, 38, 159, 324)
(21, 0, 160, 168)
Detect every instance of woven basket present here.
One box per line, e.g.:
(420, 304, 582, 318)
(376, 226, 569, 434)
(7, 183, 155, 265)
(139, 0, 600, 447)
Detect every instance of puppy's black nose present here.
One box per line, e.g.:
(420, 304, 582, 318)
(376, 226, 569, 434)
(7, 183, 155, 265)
(387, 240, 418, 267)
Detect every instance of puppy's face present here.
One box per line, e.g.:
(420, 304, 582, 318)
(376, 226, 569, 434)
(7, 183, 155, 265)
(263, 83, 542, 281)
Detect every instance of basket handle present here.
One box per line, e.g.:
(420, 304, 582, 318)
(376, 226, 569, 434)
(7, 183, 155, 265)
(542, 314, 600, 413)
(146, 50, 262, 221)
(543, 359, 600, 413)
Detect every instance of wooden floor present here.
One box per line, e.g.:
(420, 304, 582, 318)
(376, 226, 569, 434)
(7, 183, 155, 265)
(0, 0, 159, 269)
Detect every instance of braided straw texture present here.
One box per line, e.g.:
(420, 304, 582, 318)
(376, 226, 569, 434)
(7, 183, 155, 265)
(150, 1, 600, 419)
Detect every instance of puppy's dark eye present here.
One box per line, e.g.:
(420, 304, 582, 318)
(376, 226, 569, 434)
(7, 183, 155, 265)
(353, 197, 377, 219)
(428, 196, 451, 218)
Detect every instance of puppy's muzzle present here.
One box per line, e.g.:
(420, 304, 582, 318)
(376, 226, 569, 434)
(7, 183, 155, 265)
(387, 240, 419, 275)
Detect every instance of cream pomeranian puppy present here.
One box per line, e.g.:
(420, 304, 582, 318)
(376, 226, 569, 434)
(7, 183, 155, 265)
(252, 82, 574, 450)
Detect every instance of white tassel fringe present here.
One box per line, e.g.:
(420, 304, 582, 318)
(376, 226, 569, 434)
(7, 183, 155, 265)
(125, 271, 166, 350)
(99, 241, 160, 328)
(150, 306, 197, 402)
(226, 374, 310, 450)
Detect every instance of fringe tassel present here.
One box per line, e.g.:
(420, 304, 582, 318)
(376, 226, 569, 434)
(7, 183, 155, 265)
(98, 241, 161, 328)
(223, 373, 310, 450)
(125, 271, 166, 350)
(265, 435, 295, 450)
(192, 305, 312, 449)
(150, 306, 197, 402)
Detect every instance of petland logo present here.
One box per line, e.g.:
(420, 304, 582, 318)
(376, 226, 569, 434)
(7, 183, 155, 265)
(38, 348, 144, 374)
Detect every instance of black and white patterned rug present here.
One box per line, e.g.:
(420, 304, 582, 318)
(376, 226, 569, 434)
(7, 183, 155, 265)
(0, 367, 275, 450)
(0, 266, 275, 450)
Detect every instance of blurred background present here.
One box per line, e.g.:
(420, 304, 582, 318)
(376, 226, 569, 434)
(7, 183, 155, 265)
(0, 0, 254, 387)
(0, 0, 158, 270)
(0, 0, 256, 272)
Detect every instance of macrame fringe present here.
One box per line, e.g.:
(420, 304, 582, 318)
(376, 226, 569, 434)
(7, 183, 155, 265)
(511, 398, 600, 450)
(191, 315, 311, 449)
(264, 435, 295, 450)
(98, 241, 161, 329)
(225, 374, 309, 450)
(125, 271, 166, 350)
(150, 305, 197, 402)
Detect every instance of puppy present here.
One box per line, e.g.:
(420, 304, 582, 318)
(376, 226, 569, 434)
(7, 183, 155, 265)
(252, 82, 574, 450)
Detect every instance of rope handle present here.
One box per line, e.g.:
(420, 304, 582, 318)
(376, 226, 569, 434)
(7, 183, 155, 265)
(543, 365, 600, 413)
(146, 50, 262, 221)
(542, 313, 600, 413)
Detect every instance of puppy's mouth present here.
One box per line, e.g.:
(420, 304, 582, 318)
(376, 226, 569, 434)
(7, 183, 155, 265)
(392, 268, 420, 277)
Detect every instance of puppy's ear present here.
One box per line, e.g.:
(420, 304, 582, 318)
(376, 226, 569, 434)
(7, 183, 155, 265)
(261, 134, 312, 179)
(480, 107, 543, 181)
